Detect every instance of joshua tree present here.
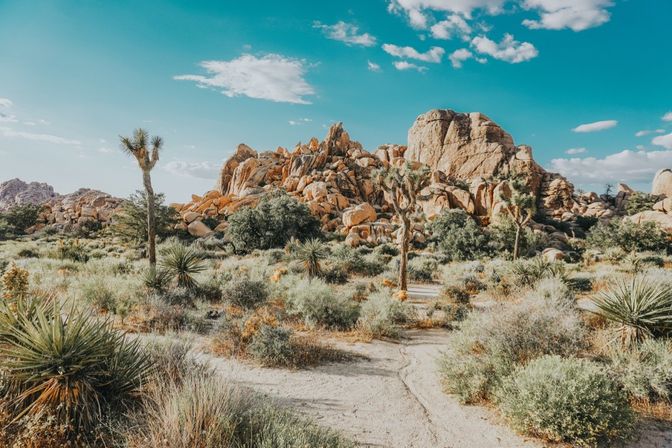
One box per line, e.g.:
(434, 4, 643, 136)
(499, 175, 535, 260)
(373, 162, 431, 294)
(119, 129, 163, 267)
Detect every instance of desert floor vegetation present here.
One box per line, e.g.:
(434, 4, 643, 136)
(1, 219, 672, 447)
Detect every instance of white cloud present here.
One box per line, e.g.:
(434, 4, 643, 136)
(0, 98, 13, 108)
(163, 160, 220, 179)
(174, 54, 316, 104)
(653, 133, 672, 150)
(382, 44, 445, 63)
(565, 147, 586, 155)
(289, 118, 312, 126)
(430, 14, 472, 40)
(0, 126, 80, 145)
(367, 60, 382, 72)
(662, 112, 672, 122)
(388, 0, 506, 26)
(635, 129, 665, 137)
(572, 120, 618, 133)
(549, 148, 672, 186)
(393, 61, 427, 72)
(98, 147, 113, 154)
(449, 49, 473, 68)
(313, 21, 377, 47)
(0, 112, 18, 123)
(471, 34, 538, 63)
(522, 0, 614, 32)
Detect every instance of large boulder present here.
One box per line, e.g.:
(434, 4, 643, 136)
(652, 169, 672, 197)
(627, 211, 672, 233)
(342, 203, 376, 227)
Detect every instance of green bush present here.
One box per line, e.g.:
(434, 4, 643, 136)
(248, 325, 294, 367)
(609, 339, 672, 403)
(496, 355, 635, 447)
(625, 192, 662, 216)
(225, 192, 321, 253)
(55, 239, 90, 262)
(321, 263, 349, 284)
(286, 278, 360, 330)
(0, 203, 41, 237)
(330, 245, 385, 277)
(440, 291, 586, 403)
(81, 278, 117, 313)
(358, 289, 414, 338)
(407, 256, 438, 282)
(429, 209, 491, 261)
(509, 257, 566, 288)
(489, 217, 546, 258)
(587, 219, 669, 253)
(111, 190, 178, 243)
(222, 277, 268, 309)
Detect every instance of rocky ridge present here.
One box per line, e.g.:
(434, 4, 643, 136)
(0, 178, 57, 211)
(172, 109, 618, 245)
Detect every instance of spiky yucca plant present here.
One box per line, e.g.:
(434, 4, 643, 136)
(296, 238, 327, 280)
(160, 243, 206, 289)
(0, 301, 152, 430)
(591, 276, 672, 348)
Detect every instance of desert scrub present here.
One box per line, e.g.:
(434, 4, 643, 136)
(1, 262, 29, 300)
(496, 355, 635, 447)
(609, 339, 672, 404)
(80, 277, 117, 312)
(407, 256, 438, 282)
(429, 209, 492, 261)
(358, 289, 415, 338)
(440, 291, 586, 403)
(159, 242, 207, 289)
(587, 219, 669, 253)
(222, 277, 269, 309)
(285, 278, 360, 330)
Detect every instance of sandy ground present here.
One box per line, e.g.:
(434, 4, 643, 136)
(195, 284, 672, 447)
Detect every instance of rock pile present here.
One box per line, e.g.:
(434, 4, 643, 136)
(174, 109, 610, 244)
(0, 178, 57, 211)
(36, 189, 123, 231)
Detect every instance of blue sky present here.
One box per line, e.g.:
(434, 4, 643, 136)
(1, 0, 671, 201)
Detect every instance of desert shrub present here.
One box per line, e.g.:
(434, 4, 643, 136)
(587, 219, 669, 253)
(488, 217, 546, 258)
(358, 289, 414, 338)
(575, 215, 599, 231)
(440, 293, 586, 403)
(609, 339, 672, 404)
(248, 325, 294, 367)
(129, 371, 353, 448)
(373, 242, 399, 257)
(591, 276, 672, 348)
(625, 192, 662, 216)
(321, 263, 349, 284)
(330, 245, 385, 277)
(81, 278, 117, 312)
(0, 203, 41, 235)
(225, 192, 321, 253)
(429, 209, 491, 261)
(496, 355, 635, 447)
(111, 190, 178, 243)
(159, 242, 206, 289)
(0, 302, 152, 432)
(17, 247, 40, 258)
(55, 239, 90, 262)
(407, 256, 438, 282)
(222, 277, 268, 309)
(528, 277, 574, 307)
(509, 257, 566, 288)
(441, 285, 470, 304)
(143, 267, 171, 292)
(266, 248, 285, 264)
(143, 338, 211, 385)
(159, 287, 198, 307)
(285, 278, 360, 330)
(196, 277, 223, 302)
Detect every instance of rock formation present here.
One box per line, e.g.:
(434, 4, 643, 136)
(36, 189, 122, 231)
(0, 178, 57, 211)
(652, 169, 672, 197)
(173, 109, 619, 244)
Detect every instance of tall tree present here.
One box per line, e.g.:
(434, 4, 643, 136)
(373, 162, 431, 294)
(119, 129, 163, 266)
(499, 175, 535, 260)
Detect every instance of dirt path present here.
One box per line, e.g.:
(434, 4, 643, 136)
(208, 325, 539, 448)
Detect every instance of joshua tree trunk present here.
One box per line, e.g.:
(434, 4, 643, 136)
(142, 169, 157, 267)
(398, 217, 411, 292)
(513, 224, 522, 261)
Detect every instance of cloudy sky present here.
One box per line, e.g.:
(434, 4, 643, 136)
(0, 0, 670, 201)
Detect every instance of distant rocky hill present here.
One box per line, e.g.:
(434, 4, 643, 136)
(0, 178, 57, 211)
(0, 178, 122, 232)
(173, 108, 622, 245)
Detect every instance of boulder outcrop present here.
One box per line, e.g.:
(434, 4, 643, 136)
(38, 189, 122, 229)
(652, 169, 672, 197)
(173, 109, 614, 244)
